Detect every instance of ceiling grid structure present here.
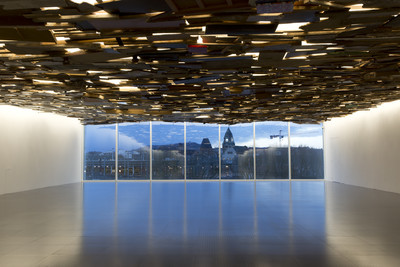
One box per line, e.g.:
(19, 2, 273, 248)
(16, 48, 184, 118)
(0, 0, 399, 124)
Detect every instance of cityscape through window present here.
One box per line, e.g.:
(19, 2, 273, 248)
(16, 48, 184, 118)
(84, 124, 116, 180)
(152, 122, 185, 180)
(220, 124, 254, 179)
(255, 122, 289, 179)
(290, 123, 324, 179)
(84, 122, 324, 180)
(118, 122, 150, 180)
(186, 123, 219, 179)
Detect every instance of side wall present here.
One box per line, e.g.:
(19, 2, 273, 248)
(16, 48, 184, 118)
(0, 105, 83, 195)
(324, 100, 400, 194)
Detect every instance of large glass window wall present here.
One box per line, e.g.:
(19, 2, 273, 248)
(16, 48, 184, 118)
(84, 122, 324, 180)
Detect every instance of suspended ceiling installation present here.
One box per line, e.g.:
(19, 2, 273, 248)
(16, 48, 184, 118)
(1, 0, 400, 124)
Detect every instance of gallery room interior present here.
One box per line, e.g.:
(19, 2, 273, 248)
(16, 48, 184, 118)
(1, 0, 400, 266)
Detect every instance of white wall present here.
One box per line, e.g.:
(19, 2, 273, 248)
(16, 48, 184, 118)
(324, 100, 400, 194)
(0, 105, 83, 195)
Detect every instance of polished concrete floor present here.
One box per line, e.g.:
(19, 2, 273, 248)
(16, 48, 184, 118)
(0, 181, 400, 267)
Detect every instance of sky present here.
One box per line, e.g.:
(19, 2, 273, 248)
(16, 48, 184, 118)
(85, 122, 323, 152)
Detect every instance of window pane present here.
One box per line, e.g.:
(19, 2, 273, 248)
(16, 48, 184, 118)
(84, 124, 116, 180)
(118, 122, 150, 180)
(220, 124, 253, 179)
(255, 122, 289, 179)
(152, 122, 184, 180)
(186, 123, 219, 179)
(290, 123, 324, 179)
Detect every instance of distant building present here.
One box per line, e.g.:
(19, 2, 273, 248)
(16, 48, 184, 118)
(187, 138, 218, 179)
(84, 151, 116, 180)
(85, 128, 255, 180)
(200, 138, 212, 151)
(221, 128, 239, 178)
(85, 148, 150, 180)
(118, 147, 150, 179)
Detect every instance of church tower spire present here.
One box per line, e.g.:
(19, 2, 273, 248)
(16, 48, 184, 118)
(222, 127, 235, 149)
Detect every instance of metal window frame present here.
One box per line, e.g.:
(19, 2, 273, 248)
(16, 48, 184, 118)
(115, 123, 118, 182)
(288, 122, 292, 181)
(184, 122, 187, 181)
(150, 121, 152, 181)
(253, 122, 256, 181)
(219, 124, 221, 181)
(81, 125, 85, 182)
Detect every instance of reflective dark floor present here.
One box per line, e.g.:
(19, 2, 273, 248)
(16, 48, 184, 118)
(0, 181, 400, 266)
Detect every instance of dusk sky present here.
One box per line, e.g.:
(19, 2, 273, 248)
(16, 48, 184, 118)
(85, 121, 323, 152)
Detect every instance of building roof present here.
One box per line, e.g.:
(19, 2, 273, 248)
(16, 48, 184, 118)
(200, 138, 213, 150)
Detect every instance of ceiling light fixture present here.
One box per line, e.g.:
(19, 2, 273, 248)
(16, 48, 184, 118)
(70, 0, 98, 5)
(118, 86, 140, 92)
(276, 22, 308, 32)
(65, 48, 82, 53)
(196, 115, 210, 118)
(100, 79, 129, 85)
(41, 7, 60, 11)
(347, 4, 379, 12)
(33, 79, 62, 85)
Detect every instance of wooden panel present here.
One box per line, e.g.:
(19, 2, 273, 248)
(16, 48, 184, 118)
(0, 0, 398, 125)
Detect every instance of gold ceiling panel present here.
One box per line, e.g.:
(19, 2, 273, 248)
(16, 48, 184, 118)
(0, 0, 400, 124)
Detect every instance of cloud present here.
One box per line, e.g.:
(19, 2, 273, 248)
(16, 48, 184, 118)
(289, 136, 322, 148)
(290, 124, 322, 137)
(85, 126, 145, 152)
(235, 137, 253, 147)
(236, 137, 289, 147)
(118, 133, 145, 151)
(85, 123, 323, 152)
(235, 135, 322, 149)
(85, 126, 116, 152)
